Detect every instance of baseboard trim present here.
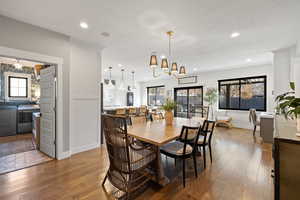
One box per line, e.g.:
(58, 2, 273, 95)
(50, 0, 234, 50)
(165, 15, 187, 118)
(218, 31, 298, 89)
(57, 151, 71, 160)
(71, 143, 100, 155)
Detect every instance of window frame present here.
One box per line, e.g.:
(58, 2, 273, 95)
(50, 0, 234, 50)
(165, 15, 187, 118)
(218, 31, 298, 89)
(147, 85, 165, 106)
(8, 76, 28, 98)
(218, 75, 267, 111)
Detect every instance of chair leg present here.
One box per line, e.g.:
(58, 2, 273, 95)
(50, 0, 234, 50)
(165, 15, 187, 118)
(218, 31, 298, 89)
(192, 153, 198, 178)
(203, 146, 206, 169)
(182, 159, 186, 187)
(209, 143, 213, 164)
(102, 173, 108, 186)
(253, 125, 257, 137)
(198, 146, 202, 156)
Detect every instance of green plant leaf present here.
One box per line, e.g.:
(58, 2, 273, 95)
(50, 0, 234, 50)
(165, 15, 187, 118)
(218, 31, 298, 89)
(290, 82, 295, 91)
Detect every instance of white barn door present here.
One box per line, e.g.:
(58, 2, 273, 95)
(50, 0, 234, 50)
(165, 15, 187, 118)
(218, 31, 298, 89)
(40, 66, 56, 158)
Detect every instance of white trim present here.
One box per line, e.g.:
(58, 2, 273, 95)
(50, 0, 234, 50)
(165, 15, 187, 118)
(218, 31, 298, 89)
(57, 151, 71, 160)
(0, 45, 68, 160)
(71, 143, 100, 155)
(71, 97, 99, 101)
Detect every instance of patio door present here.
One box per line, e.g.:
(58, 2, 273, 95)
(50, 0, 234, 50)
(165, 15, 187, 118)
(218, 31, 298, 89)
(174, 86, 203, 118)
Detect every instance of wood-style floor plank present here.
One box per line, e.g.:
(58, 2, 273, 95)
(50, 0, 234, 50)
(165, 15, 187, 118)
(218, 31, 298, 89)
(0, 127, 273, 200)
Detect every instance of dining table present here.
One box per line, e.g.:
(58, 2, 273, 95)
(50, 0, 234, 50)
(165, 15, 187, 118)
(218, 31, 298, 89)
(127, 117, 201, 186)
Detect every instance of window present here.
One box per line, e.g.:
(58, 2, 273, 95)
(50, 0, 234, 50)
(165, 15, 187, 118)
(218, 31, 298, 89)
(174, 86, 203, 118)
(218, 76, 266, 111)
(8, 76, 28, 98)
(147, 86, 165, 106)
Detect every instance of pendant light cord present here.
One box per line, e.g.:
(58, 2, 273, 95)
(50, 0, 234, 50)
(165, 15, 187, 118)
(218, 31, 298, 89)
(169, 34, 171, 58)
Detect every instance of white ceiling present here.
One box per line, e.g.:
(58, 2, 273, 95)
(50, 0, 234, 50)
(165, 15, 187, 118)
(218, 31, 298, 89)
(0, 0, 299, 81)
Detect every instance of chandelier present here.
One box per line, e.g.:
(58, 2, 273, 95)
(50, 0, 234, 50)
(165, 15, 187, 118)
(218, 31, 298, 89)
(149, 31, 186, 78)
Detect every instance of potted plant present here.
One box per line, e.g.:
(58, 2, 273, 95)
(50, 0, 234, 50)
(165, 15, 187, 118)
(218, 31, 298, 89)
(162, 99, 177, 125)
(203, 87, 218, 119)
(276, 82, 300, 134)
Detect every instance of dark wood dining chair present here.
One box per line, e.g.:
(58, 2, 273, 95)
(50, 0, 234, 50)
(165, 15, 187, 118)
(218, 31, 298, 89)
(249, 108, 260, 137)
(160, 125, 202, 187)
(101, 114, 157, 199)
(195, 120, 216, 169)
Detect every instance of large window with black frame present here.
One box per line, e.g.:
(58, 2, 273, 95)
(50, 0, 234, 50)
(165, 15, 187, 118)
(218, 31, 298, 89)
(218, 76, 267, 111)
(147, 86, 165, 106)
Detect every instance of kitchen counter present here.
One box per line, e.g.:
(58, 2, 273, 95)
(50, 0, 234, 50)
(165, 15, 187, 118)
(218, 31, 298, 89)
(274, 115, 300, 142)
(18, 105, 40, 110)
(0, 105, 17, 109)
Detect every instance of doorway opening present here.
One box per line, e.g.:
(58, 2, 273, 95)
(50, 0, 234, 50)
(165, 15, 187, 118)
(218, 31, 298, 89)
(0, 56, 57, 174)
(174, 86, 203, 118)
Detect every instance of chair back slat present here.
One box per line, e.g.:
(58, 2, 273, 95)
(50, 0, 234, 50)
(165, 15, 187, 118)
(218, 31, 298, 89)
(102, 114, 131, 173)
(140, 106, 147, 114)
(129, 107, 137, 115)
(249, 109, 257, 125)
(116, 108, 126, 115)
(197, 120, 216, 145)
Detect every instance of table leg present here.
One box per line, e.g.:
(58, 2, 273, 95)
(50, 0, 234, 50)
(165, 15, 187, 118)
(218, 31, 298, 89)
(155, 146, 169, 186)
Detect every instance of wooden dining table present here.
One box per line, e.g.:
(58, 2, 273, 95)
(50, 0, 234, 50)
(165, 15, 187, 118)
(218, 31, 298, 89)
(127, 117, 201, 186)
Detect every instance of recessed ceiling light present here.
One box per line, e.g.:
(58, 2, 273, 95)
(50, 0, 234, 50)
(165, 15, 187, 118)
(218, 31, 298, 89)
(230, 32, 240, 38)
(101, 32, 110, 37)
(80, 22, 89, 29)
(118, 64, 123, 67)
(246, 58, 252, 62)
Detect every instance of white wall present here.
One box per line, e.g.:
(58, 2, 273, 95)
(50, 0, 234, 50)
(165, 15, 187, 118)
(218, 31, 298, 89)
(70, 39, 102, 154)
(0, 15, 71, 152)
(273, 47, 293, 97)
(140, 64, 274, 129)
(0, 15, 104, 157)
(273, 45, 300, 98)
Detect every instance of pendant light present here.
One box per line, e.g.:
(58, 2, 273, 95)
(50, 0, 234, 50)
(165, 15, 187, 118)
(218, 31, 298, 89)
(107, 67, 115, 89)
(150, 52, 158, 68)
(14, 60, 23, 69)
(131, 71, 136, 90)
(179, 66, 186, 75)
(171, 62, 178, 73)
(119, 69, 126, 91)
(161, 58, 169, 71)
(149, 31, 187, 78)
(241, 81, 253, 99)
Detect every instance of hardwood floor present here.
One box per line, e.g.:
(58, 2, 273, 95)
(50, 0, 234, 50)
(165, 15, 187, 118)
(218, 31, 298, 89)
(0, 133, 35, 157)
(0, 127, 273, 200)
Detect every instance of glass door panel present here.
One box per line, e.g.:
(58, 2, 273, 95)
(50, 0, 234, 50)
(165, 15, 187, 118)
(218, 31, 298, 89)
(188, 88, 203, 119)
(174, 86, 203, 118)
(175, 89, 188, 118)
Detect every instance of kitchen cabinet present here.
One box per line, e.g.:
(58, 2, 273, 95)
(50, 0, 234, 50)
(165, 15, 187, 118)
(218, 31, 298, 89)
(17, 105, 40, 134)
(273, 116, 300, 200)
(0, 106, 17, 136)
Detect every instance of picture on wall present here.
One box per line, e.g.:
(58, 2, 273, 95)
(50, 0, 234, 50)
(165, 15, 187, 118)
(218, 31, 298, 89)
(178, 76, 197, 85)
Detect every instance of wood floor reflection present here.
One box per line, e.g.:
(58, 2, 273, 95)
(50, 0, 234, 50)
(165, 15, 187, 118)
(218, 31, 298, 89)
(0, 127, 273, 200)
